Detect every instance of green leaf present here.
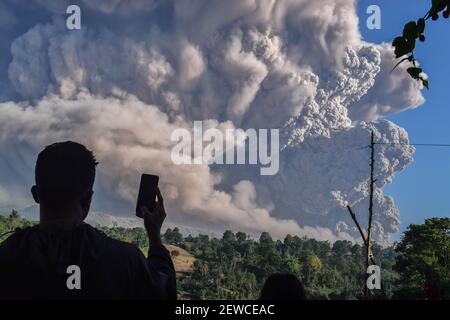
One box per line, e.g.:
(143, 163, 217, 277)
(393, 37, 407, 58)
(392, 36, 415, 58)
(417, 18, 426, 35)
(432, 0, 447, 12)
(407, 67, 423, 79)
(422, 79, 429, 89)
(403, 21, 418, 41)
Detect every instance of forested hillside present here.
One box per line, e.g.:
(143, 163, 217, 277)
(1, 212, 449, 300)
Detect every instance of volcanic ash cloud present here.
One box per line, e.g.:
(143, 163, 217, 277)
(0, 0, 424, 243)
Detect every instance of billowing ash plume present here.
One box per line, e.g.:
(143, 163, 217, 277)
(0, 0, 424, 243)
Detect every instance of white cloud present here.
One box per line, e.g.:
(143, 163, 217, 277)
(0, 0, 425, 243)
(1, 94, 342, 240)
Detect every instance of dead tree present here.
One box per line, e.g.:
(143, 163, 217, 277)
(346, 131, 381, 299)
(365, 131, 376, 297)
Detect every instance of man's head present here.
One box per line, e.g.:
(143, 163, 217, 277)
(31, 141, 98, 220)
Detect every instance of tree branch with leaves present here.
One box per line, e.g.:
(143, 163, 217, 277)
(392, 0, 450, 89)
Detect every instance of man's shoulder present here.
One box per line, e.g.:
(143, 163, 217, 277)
(0, 226, 35, 251)
(84, 224, 144, 258)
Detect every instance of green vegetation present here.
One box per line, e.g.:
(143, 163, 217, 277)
(393, 0, 450, 88)
(0, 210, 35, 237)
(393, 217, 450, 299)
(1, 211, 449, 300)
(173, 230, 397, 300)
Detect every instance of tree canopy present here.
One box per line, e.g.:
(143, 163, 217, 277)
(393, 217, 450, 299)
(2, 212, 448, 300)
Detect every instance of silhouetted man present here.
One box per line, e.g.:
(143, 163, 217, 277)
(0, 141, 176, 299)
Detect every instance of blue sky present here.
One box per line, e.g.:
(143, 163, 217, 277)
(358, 0, 450, 236)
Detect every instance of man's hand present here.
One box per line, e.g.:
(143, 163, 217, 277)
(141, 187, 166, 247)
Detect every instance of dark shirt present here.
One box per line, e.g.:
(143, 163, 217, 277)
(0, 223, 176, 300)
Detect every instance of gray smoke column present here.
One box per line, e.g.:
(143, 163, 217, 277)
(0, 0, 424, 243)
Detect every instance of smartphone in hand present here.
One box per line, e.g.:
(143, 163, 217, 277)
(135, 174, 159, 218)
